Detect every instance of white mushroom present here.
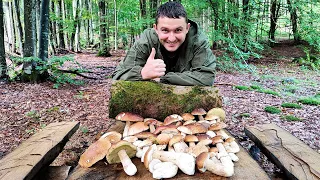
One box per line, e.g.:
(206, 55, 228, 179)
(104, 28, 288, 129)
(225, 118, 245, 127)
(149, 158, 162, 173)
(152, 161, 178, 179)
(228, 152, 239, 162)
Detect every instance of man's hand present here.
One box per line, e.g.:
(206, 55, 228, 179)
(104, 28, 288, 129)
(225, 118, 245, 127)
(141, 48, 166, 80)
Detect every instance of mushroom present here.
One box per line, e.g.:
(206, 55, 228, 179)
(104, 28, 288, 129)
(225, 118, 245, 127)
(188, 139, 212, 157)
(133, 131, 157, 139)
(115, 112, 144, 137)
(149, 158, 162, 173)
(127, 121, 149, 136)
(156, 133, 172, 145)
(215, 129, 230, 140)
(204, 113, 220, 123)
(106, 140, 137, 176)
(152, 161, 179, 179)
(144, 118, 162, 133)
(177, 123, 207, 135)
(191, 108, 207, 121)
(183, 120, 196, 125)
(123, 136, 138, 143)
(169, 135, 188, 153)
(163, 114, 183, 125)
(153, 124, 177, 135)
(208, 122, 228, 131)
(206, 130, 216, 138)
(184, 135, 199, 148)
(196, 151, 234, 177)
(181, 113, 195, 121)
(224, 137, 240, 153)
(78, 131, 121, 168)
(207, 107, 226, 122)
(228, 152, 239, 162)
(145, 145, 195, 175)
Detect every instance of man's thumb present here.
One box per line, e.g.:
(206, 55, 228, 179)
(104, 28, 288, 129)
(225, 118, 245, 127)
(148, 48, 156, 60)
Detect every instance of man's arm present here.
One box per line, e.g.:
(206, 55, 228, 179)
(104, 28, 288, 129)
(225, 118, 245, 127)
(160, 39, 216, 86)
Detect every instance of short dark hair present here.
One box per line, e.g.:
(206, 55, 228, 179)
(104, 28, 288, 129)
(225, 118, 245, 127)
(155, 1, 188, 24)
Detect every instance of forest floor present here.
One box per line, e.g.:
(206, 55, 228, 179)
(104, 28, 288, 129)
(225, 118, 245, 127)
(0, 40, 319, 179)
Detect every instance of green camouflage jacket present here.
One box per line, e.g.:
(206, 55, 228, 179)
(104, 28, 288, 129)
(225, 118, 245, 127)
(112, 20, 216, 86)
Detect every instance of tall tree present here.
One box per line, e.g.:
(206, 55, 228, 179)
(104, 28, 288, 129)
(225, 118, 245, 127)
(98, 0, 111, 56)
(13, 0, 23, 55)
(57, 0, 65, 49)
(139, 0, 147, 29)
(286, 0, 300, 43)
(39, 0, 50, 61)
(269, 0, 280, 45)
(23, 0, 36, 57)
(0, 0, 7, 78)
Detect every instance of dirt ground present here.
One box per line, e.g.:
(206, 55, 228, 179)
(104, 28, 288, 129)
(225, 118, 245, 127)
(0, 41, 319, 179)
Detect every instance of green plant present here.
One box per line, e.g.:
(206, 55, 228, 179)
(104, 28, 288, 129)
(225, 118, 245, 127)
(239, 113, 251, 118)
(250, 85, 261, 90)
(293, 48, 320, 70)
(298, 97, 320, 105)
(74, 91, 84, 99)
(281, 102, 302, 109)
(281, 115, 301, 121)
(80, 126, 89, 134)
(264, 106, 281, 114)
(258, 89, 280, 96)
(25, 110, 40, 120)
(235, 85, 251, 91)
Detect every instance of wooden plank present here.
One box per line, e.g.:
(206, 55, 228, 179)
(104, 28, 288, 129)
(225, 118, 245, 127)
(245, 123, 320, 180)
(67, 120, 269, 180)
(0, 121, 80, 180)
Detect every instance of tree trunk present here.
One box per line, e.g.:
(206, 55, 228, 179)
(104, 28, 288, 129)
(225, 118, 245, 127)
(9, 1, 16, 53)
(286, 0, 300, 43)
(89, 0, 94, 45)
(58, 0, 65, 49)
(269, 0, 280, 46)
(114, 0, 117, 50)
(39, 0, 50, 61)
(75, 0, 81, 52)
(149, 0, 157, 23)
(13, 0, 23, 55)
(70, 0, 79, 52)
(0, 0, 7, 78)
(139, 0, 147, 29)
(50, 0, 58, 50)
(242, 0, 250, 52)
(98, 0, 111, 56)
(3, 2, 12, 52)
(23, 0, 36, 57)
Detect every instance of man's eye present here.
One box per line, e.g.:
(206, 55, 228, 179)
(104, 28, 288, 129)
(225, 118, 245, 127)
(162, 29, 168, 33)
(176, 29, 182, 32)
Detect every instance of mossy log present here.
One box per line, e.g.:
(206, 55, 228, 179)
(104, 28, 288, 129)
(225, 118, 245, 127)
(109, 80, 223, 120)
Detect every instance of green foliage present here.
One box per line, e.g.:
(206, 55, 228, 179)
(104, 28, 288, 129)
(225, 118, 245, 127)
(298, 97, 320, 106)
(8, 56, 85, 88)
(264, 106, 281, 114)
(293, 48, 320, 70)
(235, 85, 251, 91)
(239, 113, 251, 118)
(25, 110, 40, 120)
(250, 85, 261, 90)
(257, 89, 280, 96)
(281, 102, 302, 109)
(281, 115, 301, 122)
(80, 126, 89, 134)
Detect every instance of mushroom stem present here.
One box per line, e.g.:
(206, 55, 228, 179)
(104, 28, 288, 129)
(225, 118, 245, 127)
(149, 124, 156, 133)
(118, 149, 137, 176)
(123, 121, 131, 137)
(198, 115, 204, 121)
(152, 150, 195, 175)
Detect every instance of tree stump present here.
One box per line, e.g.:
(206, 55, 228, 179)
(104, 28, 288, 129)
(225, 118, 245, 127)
(109, 80, 223, 120)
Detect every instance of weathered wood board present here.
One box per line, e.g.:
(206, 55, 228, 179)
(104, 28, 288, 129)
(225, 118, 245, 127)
(67, 120, 270, 180)
(245, 123, 320, 180)
(0, 121, 80, 180)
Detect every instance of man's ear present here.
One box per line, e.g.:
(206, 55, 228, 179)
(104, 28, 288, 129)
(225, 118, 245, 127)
(186, 23, 191, 33)
(153, 24, 158, 34)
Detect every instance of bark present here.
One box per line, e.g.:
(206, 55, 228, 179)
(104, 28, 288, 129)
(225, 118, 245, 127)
(208, 0, 219, 31)
(13, 0, 23, 55)
(98, 0, 111, 56)
(70, 0, 79, 52)
(269, 0, 280, 45)
(286, 0, 300, 43)
(58, 0, 65, 49)
(23, 0, 36, 57)
(75, 0, 81, 52)
(39, 0, 50, 61)
(139, 0, 147, 29)
(0, 0, 7, 78)
(242, 0, 250, 52)
(50, 0, 57, 50)
(149, 0, 157, 21)
(3, 2, 12, 51)
(8, 1, 15, 53)
(113, 0, 117, 50)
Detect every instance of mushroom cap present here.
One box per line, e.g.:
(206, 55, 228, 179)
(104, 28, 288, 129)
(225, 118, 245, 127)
(99, 131, 122, 144)
(181, 113, 195, 121)
(177, 123, 207, 135)
(163, 114, 183, 125)
(208, 122, 228, 131)
(196, 152, 210, 173)
(197, 134, 210, 141)
(191, 108, 207, 116)
(123, 136, 138, 143)
(204, 114, 220, 121)
(212, 135, 224, 145)
(183, 120, 196, 126)
(79, 138, 111, 168)
(156, 133, 172, 145)
(169, 135, 184, 146)
(144, 144, 157, 169)
(225, 137, 235, 143)
(184, 135, 199, 143)
(115, 112, 144, 122)
(153, 124, 177, 135)
(127, 122, 149, 136)
(207, 108, 226, 121)
(144, 118, 163, 126)
(106, 140, 137, 164)
(209, 147, 219, 153)
(134, 132, 157, 139)
(161, 127, 179, 135)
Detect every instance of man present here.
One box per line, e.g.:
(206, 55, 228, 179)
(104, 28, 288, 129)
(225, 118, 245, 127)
(112, 1, 216, 86)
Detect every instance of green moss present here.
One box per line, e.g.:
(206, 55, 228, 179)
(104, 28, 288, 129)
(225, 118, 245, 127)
(264, 106, 281, 114)
(281, 102, 302, 109)
(298, 97, 320, 105)
(250, 85, 261, 90)
(281, 115, 301, 121)
(109, 81, 222, 120)
(258, 89, 280, 96)
(239, 113, 251, 118)
(235, 85, 251, 91)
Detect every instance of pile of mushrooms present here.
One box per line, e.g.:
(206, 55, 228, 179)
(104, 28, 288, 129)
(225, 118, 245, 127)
(78, 107, 241, 179)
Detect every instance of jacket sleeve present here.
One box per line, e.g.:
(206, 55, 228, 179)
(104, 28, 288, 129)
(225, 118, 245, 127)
(160, 36, 216, 86)
(112, 31, 153, 81)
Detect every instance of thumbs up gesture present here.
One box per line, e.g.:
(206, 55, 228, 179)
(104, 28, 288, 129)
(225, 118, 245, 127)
(141, 48, 166, 80)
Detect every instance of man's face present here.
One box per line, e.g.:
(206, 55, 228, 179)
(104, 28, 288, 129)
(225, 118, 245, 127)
(154, 16, 190, 52)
